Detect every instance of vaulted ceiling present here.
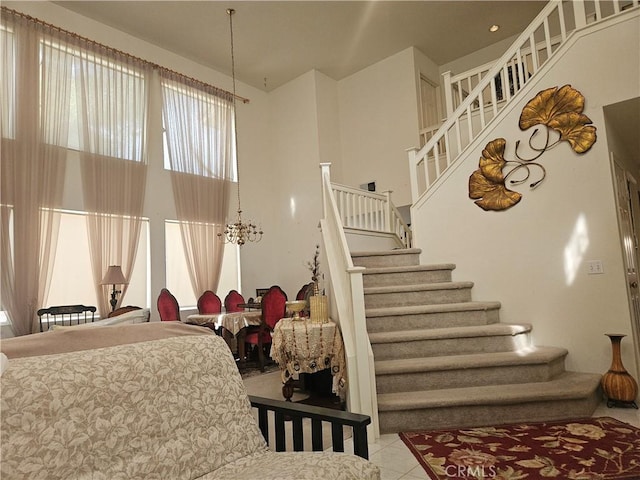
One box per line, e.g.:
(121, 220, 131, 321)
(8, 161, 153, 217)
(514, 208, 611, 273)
(53, 1, 547, 92)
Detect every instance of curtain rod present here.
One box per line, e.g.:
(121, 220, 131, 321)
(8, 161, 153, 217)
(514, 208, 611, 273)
(1, 6, 250, 104)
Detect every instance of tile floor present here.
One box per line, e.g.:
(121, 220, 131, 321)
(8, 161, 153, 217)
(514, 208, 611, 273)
(243, 371, 640, 480)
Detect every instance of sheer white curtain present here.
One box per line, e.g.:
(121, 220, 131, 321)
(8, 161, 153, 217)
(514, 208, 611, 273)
(0, 11, 73, 335)
(76, 48, 150, 318)
(161, 72, 234, 298)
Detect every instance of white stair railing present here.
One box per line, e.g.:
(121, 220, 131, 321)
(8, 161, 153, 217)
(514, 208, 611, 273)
(331, 182, 412, 248)
(319, 163, 379, 439)
(408, 0, 639, 202)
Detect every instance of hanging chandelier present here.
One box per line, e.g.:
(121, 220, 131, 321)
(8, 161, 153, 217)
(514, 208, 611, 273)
(219, 8, 263, 246)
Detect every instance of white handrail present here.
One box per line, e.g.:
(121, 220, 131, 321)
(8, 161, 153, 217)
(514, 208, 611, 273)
(409, 0, 639, 201)
(319, 163, 379, 439)
(445, 34, 565, 115)
(331, 182, 412, 248)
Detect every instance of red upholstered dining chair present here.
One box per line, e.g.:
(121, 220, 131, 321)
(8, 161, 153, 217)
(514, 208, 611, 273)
(296, 282, 314, 317)
(296, 282, 314, 300)
(197, 290, 222, 314)
(197, 290, 223, 335)
(224, 290, 245, 313)
(157, 288, 180, 322)
(239, 285, 287, 371)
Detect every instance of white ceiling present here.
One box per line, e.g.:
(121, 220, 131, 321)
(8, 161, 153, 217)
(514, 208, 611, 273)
(53, 1, 547, 92)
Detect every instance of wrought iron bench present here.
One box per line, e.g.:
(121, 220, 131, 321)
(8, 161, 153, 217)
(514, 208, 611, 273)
(37, 304, 97, 332)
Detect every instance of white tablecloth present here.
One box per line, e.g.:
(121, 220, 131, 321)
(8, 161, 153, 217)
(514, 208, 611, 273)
(185, 311, 261, 336)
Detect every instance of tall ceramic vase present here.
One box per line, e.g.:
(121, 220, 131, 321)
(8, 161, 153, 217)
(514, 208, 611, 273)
(601, 334, 638, 409)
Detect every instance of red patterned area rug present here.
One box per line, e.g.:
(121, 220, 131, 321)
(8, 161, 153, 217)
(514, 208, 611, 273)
(400, 417, 640, 479)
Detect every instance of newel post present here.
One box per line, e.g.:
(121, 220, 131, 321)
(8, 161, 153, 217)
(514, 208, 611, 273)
(320, 163, 331, 220)
(442, 70, 454, 118)
(406, 147, 419, 203)
(572, 0, 587, 28)
(383, 190, 393, 235)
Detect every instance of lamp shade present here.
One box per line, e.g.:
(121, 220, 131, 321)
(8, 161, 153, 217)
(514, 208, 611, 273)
(101, 265, 127, 285)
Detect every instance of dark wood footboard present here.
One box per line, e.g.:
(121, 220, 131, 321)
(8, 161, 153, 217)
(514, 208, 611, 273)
(248, 395, 371, 460)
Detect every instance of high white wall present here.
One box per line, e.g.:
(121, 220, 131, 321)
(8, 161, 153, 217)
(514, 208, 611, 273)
(315, 71, 344, 176)
(239, 70, 326, 300)
(411, 13, 640, 378)
(337, 47, 421, 208)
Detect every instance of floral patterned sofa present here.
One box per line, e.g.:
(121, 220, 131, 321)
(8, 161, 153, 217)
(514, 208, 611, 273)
(1, 322, 380, 480)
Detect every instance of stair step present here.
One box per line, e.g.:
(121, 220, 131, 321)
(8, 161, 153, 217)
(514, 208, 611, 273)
(370, 323, 532, 359)
(377, 371, 602, 432)
(362, 264, 455, 287)
(351, 248, 422, 268)
(366, 301, 502, 332)
(353, 250, 599, 433)
(375, 346, 568, 393)
(364, 282, 474, 308)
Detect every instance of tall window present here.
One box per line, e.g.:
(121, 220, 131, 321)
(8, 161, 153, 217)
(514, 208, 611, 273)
(75, 45, 149, 318)
(161, 73, 234, 298)
(1, 12, 72, 334)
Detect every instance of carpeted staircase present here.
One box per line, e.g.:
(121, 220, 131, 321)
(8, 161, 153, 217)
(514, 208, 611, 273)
(352, 248, 602, 434)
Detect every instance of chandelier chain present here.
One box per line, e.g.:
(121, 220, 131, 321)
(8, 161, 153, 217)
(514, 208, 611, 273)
(218, 8, 262, 246)
(228, 8, 242, 215)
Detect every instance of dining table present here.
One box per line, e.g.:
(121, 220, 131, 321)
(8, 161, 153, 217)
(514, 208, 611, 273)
(184, 311, 262, 359)
(237, 302, 262, 311)
(185, 310, 261, 336)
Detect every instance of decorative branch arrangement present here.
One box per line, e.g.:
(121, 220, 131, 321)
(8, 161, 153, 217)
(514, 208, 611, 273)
(469, 85, 597, 211)
(306, 244, 325, 296)
(306, 244, 321, 284)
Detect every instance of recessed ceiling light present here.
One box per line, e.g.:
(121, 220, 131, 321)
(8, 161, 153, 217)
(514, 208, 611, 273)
(489, 24, 500, 32)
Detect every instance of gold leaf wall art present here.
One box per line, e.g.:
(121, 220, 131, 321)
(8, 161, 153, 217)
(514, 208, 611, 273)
(469, 139, 522, 211)
(519, 85, 597, 154)
(468, 85, 597, 211)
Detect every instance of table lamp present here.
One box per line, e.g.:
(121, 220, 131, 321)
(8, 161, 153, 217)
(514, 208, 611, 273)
(101, 265, 128, 312)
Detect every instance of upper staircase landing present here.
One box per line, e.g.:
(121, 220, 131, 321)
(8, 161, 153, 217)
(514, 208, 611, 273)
(409, 0, 640, 202)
